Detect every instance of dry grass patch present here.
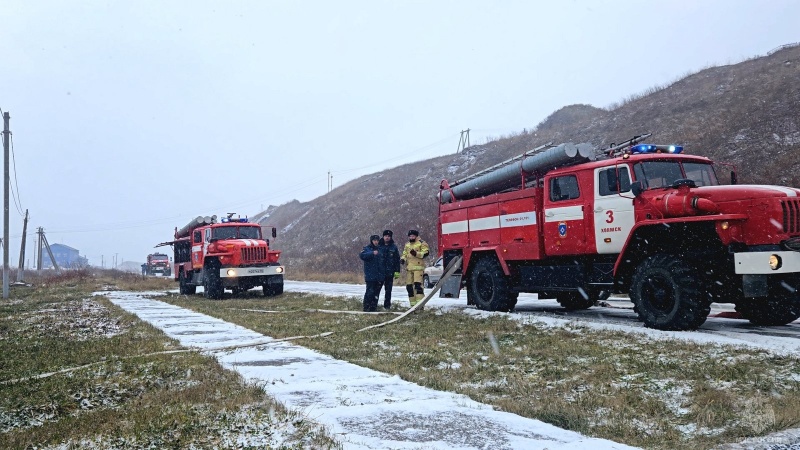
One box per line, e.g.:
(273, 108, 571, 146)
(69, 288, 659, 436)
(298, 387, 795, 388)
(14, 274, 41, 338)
(0, 276, 340, 449)
(161, 291, 800, 450)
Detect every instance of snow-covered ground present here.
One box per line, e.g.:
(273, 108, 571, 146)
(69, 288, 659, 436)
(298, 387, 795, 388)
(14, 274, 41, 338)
(283, 281, 800, 356)
(105, 290, 636, 450)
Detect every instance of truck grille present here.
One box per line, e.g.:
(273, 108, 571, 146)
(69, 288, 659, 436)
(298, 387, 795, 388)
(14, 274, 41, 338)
(241, 247, 266, 262)
(782, 199, 800, 234)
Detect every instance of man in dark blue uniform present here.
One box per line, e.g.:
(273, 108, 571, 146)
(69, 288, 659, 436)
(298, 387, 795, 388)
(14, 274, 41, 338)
(359, 235, 384, 312)
(378, 229, 401, 310)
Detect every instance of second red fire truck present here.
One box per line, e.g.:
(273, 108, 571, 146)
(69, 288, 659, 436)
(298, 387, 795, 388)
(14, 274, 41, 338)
(437, 134, 800, 330)
(158, 214, 284, 299)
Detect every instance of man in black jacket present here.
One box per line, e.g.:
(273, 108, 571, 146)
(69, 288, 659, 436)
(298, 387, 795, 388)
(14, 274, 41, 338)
(359, 235, 384, 312)
(378, 230, 401, 309)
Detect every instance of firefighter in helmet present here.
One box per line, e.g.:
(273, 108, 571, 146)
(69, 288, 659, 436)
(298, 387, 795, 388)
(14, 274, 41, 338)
(401, 229, 429, 307)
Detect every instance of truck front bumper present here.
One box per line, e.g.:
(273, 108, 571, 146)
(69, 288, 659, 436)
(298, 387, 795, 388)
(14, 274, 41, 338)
(734, 251, 800, 275)
(219, 265, 284, 278)
(734, 251, 800, 298)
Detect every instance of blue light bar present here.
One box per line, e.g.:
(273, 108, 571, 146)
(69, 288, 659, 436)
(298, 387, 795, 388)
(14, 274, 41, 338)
(221, 218, 229, 223)
(630, 144, 683, 154)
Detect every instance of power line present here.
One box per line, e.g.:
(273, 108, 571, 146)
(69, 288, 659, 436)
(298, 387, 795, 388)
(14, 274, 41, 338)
(9, 134, 23, 216)
(330, 133, 459, 176)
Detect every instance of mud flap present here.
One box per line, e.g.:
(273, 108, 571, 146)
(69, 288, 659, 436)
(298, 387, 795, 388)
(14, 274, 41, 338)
(742, 274, 768, 298)
(439, 274, 462, 299)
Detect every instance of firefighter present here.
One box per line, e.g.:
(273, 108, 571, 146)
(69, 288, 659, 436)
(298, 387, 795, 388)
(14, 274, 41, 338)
(401, 229, 429, 308)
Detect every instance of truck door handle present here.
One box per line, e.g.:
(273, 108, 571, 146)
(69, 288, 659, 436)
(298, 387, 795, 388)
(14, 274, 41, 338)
(594, 207, 604, 212)
(513, 238, 524, 242)
(545, 211, 554, 217)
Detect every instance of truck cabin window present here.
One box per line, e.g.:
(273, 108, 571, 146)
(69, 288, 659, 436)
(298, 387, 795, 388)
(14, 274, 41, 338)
(549, 175, 580, 201)
(212, 226, 261, 240)
(632, 161, 718, 190)
(599, 166, 631, 196)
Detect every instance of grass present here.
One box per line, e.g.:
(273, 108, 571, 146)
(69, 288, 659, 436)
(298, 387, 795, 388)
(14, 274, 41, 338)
(0, 272, 341, 449)
(159, 291, 800, 450)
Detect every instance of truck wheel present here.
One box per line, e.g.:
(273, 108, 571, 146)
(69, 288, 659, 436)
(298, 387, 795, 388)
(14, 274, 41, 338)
(203, 264, 224, 300)
(630, 254, 710, 330)
(735, 289, 800, 326)
(179, 271, 196, 295)
(468, 257, 512, 312)
(263, 280, 284, 297)
(423, 275, 433, 288)
(507, 292, 519, 312)
(557, 292, 595, 310)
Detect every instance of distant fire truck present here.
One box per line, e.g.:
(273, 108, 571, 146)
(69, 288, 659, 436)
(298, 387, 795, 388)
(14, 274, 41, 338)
(158, 213, 284, 299)
(145, 253, 171, 276)
(437, 134, 800, 330)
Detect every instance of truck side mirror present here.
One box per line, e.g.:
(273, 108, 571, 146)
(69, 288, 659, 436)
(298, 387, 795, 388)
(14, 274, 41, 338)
(631, 181, 644, 197)
(272, 227, 277, 238)
(731, 171, 737, 185)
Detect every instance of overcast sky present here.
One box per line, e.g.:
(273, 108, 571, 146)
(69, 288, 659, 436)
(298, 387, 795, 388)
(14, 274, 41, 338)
(1, 0, 798, 268)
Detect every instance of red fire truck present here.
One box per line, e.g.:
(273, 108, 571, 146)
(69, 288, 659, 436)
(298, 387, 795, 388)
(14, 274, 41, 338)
(158, 214, 284, 299)
(437, 134, 800, 330)
(145, 253, 171, 276)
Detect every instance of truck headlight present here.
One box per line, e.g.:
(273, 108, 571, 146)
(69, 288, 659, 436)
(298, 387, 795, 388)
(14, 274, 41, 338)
(769, 254, 782, 270)
(227, 269, 236, 276)
(276, 267, 284, 274)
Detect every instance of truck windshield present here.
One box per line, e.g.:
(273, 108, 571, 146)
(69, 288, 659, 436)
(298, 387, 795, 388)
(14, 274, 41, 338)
(152, 255, 168, 261)
(632, 161, 718, 189)
(212, 226, 261, 240)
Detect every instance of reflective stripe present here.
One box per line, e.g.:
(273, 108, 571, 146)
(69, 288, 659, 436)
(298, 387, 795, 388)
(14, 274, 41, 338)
(469, 216, 500, 231)
(442, 220, 468, 235)
(767, 186, 799, 197)
(443, 211, 538, 233)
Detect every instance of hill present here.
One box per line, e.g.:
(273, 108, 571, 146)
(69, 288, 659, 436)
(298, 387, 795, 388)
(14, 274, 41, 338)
(260, 44, 800, 278)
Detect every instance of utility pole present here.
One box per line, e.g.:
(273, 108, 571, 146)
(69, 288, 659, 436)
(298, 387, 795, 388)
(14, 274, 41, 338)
(3, 111, 10, 298)
(17, 209, 28, 282)
(36, 227, 43, 272)
(456, 128, 471, 153)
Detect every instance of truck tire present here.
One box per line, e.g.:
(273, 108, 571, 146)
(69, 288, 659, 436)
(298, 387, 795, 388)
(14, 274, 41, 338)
(423, 275, 432, 288)
(557, 291, 595, 310)
(630, 254, 710, 330)
(468, 257, 512, 312)
(263, 278, 284, 297)
(735, 288, 800, 326)
(203, 263, 224, 300)
(179, 271, 196, 295)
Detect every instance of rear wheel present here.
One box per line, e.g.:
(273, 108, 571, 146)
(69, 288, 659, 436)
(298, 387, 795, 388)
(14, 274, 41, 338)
(423, 275, 433, 288)
(468, 257, 512, 312)
(630, 254, 710, 330)
(203, 262, 224, 300)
